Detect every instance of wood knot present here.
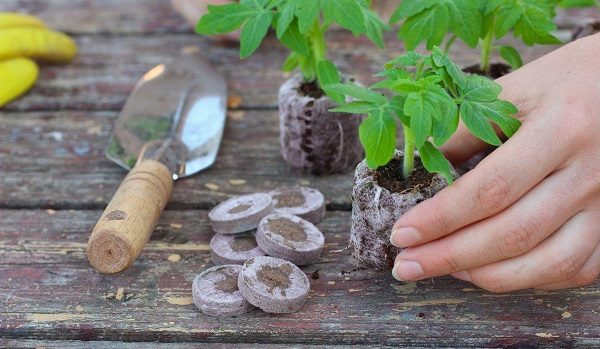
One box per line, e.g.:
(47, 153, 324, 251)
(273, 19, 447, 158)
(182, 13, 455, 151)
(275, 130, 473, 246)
(105, 210, 127, 221)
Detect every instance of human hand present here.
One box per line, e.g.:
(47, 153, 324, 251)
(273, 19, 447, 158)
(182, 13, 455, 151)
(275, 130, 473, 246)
(390, 33, 600, 292)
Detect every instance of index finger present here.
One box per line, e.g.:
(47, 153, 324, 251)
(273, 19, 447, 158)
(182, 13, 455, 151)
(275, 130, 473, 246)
(390, 118, 567, 248)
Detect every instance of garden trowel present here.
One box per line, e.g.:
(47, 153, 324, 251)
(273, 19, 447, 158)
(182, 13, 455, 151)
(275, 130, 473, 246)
(87, 51, 227, 274)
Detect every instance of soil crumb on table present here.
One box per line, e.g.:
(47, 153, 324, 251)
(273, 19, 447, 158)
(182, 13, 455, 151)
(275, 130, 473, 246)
(267, 218, 307, 242)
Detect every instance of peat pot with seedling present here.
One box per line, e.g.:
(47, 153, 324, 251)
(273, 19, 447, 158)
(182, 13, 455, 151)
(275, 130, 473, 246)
(326, 49, 522, 271)
(196, 0, 388, 174)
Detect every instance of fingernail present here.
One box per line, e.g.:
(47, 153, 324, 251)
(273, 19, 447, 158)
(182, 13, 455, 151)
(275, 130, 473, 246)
(392, 260, 425, 281)
(452, 271, 472, 282)
(390, 227, 422, 247)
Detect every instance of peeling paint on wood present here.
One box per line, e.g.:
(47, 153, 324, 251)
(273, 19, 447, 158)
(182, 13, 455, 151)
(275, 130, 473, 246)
(1, 1, 599, 347)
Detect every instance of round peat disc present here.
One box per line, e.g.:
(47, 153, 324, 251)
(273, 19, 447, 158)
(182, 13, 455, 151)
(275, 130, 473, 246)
(256, 213, 325, 266)
(268, 186, 326, 224)
(210, 232, 266, 265)
(208, 193, 273, 234)
(238, 256, 310, 313)
(192, 265, 255, 317)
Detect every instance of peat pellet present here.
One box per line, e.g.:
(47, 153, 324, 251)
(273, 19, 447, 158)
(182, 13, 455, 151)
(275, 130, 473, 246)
(210, 232, 266, 265)
(208, 193, 273, 234)
(192, 265, 255, 317)
(268, 186, 326, 224)
(256, 213, 324, 266)
(238, 256, 310, 313)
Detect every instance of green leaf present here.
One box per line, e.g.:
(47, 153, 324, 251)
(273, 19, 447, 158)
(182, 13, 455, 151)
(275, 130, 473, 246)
(419, 141, 454, 184)
(445, 0, 481, 48)
(431, 93, 459, 147)
(321, 0, 368, 34)
(390, 0, 438, 23)
(359, 109, 397, 169)
(513, 6, 561, 46)
(460, 101, 503, 146)
(460, 75, 502, 102)
(240, 11, 273, 58)
(296, 0, 320, 33)
(316, 60, 343, 103)
(388, 95, 409, 126)
(404, 90, 437, 148)
(283, 52, 301, 72)
(386, 51, 423, 67)
(398, 4, 449, 50)
(560, 0, 598, 8)
(196, 3, 256, 34)
(330, 101, 377, 114)
(276, 0, 298, 37)
(363, 8, 389, 48)
(323, 83, 387, 104)
(499, 45, 523, 69)
(466, 100, 521, 137)
(280, 19, 310, 56)
(370, 79, 398, 90)
(390, 79, 422, 94)
(431, 47, 465, 89)
(494, 3, 523, 39)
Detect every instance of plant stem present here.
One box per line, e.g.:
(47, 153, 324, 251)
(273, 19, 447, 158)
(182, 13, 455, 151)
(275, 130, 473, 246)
(444, 35, 457, 53)
(308, 20, 327, 81)
(480, 15, 495, 73)
(403, 126, 415, 180)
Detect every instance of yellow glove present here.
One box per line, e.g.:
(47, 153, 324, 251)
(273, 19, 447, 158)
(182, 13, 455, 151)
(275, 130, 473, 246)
(0, 12, 78, 107)
(0, 57, 38, 107)
(0, 12, 45, 29)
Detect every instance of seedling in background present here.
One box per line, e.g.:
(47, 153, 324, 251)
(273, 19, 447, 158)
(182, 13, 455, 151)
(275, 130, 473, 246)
(390, 0, 563, 74)
(196, 0, 388, 102)
(325, 48, 521, 184)
(559, 0, 599, 7)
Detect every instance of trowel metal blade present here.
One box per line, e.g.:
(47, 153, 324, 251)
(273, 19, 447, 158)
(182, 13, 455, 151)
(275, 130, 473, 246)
(105, 51, 227, 180)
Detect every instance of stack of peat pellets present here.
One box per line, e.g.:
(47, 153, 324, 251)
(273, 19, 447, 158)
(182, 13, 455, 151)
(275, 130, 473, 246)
(192, 186, 326, 316)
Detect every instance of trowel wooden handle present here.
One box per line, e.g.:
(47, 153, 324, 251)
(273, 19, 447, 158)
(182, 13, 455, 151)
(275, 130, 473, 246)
(87, 160, 173, 274)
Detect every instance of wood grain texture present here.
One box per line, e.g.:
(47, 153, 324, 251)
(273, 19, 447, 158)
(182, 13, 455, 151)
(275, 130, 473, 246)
(2, 1, 599, 347)
(1, 210, 599, 347)
(0, 110, 359, 210)
(1, 341, 395, 349)
(88, 160, 174, 274)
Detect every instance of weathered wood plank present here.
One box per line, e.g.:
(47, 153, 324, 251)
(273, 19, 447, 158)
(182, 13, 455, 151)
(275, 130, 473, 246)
(0, 340, 395, 349)
(0, 110, 359, 210)
(1, 0, 595, 35)
(1, 33, 560, 112)
(0, 210, 599, 347)
(0, 0, 191, 34)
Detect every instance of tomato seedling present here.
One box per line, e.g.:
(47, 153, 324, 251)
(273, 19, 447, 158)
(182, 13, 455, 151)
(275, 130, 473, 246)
(389, 0, 563, 74)
(196, 0, 388, 102)
(325, 48, 521, 184)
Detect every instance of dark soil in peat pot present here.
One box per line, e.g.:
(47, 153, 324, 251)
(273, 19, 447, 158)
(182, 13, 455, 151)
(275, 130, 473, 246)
(351, 151, 456, 271)
(463, 62, 512, 79)
(279, 74, 366, 175)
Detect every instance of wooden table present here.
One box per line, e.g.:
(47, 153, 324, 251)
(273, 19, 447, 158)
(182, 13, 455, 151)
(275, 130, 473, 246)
(1, 1, 599, 348)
